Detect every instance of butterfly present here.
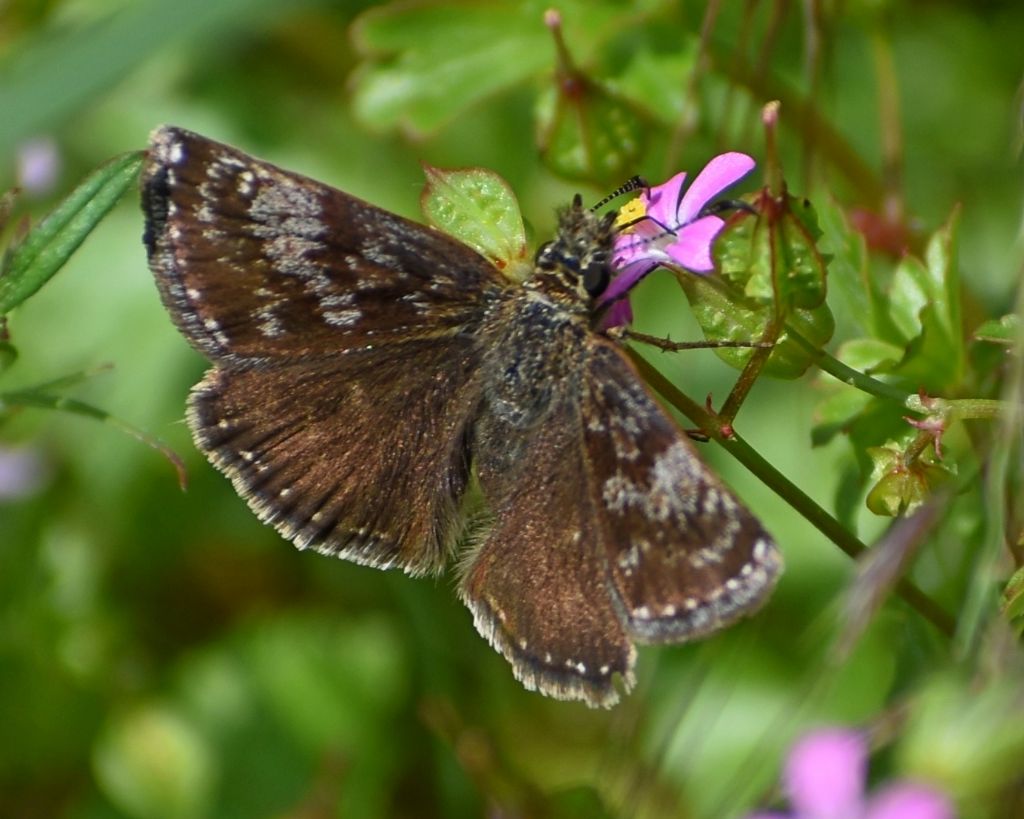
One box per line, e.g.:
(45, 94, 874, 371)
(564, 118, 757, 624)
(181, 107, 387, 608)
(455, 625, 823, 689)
(141, 126, 781, 707)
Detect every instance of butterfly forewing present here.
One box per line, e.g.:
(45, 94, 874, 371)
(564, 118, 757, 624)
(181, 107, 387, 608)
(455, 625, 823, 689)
(583, 340, 781, 642)
(143, 126, 504, 364)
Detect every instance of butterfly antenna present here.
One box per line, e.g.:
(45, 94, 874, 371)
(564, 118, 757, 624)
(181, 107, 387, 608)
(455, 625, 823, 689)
(589, 176, 647, 212)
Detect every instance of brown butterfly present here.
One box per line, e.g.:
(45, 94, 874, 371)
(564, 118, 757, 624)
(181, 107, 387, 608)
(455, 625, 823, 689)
(141, 126, 781, 707)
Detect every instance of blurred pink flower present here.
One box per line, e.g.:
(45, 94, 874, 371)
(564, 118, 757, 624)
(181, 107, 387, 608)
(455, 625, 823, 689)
(600, 152, 756, 327)
(17, 136, 61, 197)
(0, 445, 48, 500)
(748, 728, 954, 819)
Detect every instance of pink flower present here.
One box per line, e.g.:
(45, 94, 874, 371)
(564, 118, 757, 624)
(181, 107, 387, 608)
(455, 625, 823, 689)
(600, 152, 756, 326)
(0, 445, 47, 500)
(748, 728, 954, 819)
(16, 136, 61, 197)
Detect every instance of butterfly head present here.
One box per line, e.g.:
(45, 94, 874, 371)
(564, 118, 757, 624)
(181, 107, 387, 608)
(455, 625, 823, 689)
(530, 195, 617, 308)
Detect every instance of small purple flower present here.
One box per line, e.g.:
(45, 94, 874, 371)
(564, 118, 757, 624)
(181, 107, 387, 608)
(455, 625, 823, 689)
(0, 445, 48, 500)
(16, 136, 61, 197)
(748, 728, 955, 819)
(599, 152, 756, 326)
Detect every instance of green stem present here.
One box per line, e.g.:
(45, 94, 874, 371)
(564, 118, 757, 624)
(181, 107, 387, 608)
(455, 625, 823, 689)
(787, 325, 912, 404)
(944, 398, 1008, 422)
(629, 350, 956, 638)
(718, 317, 782, 422)
(712, 48, 887, 211)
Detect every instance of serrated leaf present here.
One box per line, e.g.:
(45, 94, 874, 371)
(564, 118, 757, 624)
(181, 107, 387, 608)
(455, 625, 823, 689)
(677, 269, 835, 379)
(420, 164, 528, 279)
(723, 193, 829, 312)
(779, 196, 829, 309)
(535, 71, 647, 185)
(885, 211, 964, 390)
(681, 202, 835, 379)
(0, 150, 143, 315)
(888, 254, 931, 343)
(815, 198, 878, 337)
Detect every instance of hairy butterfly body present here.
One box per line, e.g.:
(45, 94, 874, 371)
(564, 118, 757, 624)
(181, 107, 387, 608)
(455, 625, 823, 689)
(142, 126, 781, 707)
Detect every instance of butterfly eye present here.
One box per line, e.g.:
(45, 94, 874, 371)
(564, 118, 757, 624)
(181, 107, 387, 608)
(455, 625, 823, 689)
(534, 241, 557, 269)
(582, 259, 609, 297)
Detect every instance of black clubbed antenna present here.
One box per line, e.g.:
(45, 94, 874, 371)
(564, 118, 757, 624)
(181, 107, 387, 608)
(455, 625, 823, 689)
(589, 176, 647, 212)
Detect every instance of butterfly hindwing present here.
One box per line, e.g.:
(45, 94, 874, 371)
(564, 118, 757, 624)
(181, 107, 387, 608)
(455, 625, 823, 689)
(582, 339, 782, 642)
(459, 321, 780, 706)
(188, 338, 483, 575)
(461, 388, 634, 707)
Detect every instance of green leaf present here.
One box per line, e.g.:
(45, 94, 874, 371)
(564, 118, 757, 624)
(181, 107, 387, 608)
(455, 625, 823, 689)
(677, 269, 835, 379)
(349, 1, 634, 138)
(724, 194, 829, 311)
(1002, 565, 1024, 627)
(0, 340, 16, 374)
(900, 675, 1024, 800)
(811, 387, 874, 447)
(680, 201, 835, 379)
(535, 71, 647, 185)
(93, 704, 214, 819)
(612, 47, 697, 127)
(974, 313, 1021, 346)
(420, 164, 529, 279)
(885, 211, 964, 390)
(0, 0, 300, 160)
(0, 151, 143, 315)
(815, 197, 875, 337)
(350, 3, 552, 135)
(836, 337, 905, 375)
(1, 376, 186, 489)
(778, 196, 830, 309)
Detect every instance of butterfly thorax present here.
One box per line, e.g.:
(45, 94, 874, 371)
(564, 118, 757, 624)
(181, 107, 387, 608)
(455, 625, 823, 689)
(526, 197, 617, 315)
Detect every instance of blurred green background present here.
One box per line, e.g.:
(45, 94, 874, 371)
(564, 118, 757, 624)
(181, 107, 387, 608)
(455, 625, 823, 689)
(1, 1, 1022, 817)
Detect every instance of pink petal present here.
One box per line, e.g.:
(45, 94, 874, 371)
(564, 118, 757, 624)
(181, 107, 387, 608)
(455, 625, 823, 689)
(675, 151, 756, 225)
(601, 256, 660, 304)
(644, 171, 688, 226)
(612, 230, 657, 268)
(17, 136, 61, 196)
(664, 214, 725, 272)
(864, 783, 954, 819)
(785, 729, 867, 819)
(600, 297, 634, 329)
(0, 446, 47, 500)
